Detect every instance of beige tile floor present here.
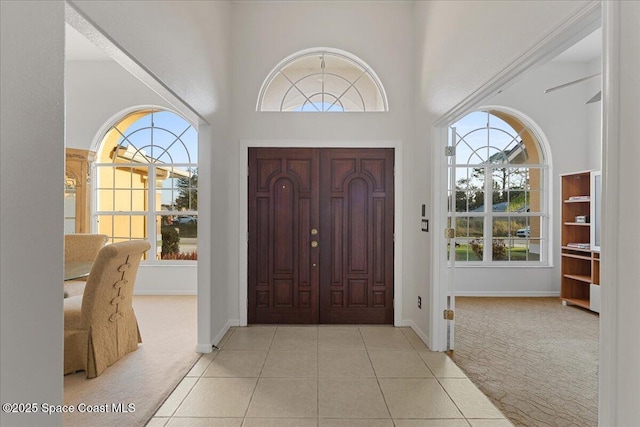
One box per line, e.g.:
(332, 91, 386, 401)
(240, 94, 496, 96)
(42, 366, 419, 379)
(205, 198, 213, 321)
(148, 326, 513, 427)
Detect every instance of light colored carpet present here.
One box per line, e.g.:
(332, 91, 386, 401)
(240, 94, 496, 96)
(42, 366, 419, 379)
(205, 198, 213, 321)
(63, 295, 199, 427)
(451, 297, 599, 427)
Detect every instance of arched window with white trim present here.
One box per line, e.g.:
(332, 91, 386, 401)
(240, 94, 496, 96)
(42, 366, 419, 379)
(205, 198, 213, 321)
(95, 108, 198, 262)
(449, 109, 549, 264)
(257, 48, 388, 112)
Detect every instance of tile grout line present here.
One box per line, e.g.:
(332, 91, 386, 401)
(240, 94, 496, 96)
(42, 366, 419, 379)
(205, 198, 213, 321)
(163, 327, 234, 423)
(432, 374, 471, 422)
(358, 326, 394, 423)
(241, 325, 276, 423)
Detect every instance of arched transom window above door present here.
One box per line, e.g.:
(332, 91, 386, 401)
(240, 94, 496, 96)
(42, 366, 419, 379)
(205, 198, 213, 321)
(257, 48, 388, 112)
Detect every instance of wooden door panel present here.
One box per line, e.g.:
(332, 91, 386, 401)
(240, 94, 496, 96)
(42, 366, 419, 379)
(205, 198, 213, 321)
(273, 177, 295, 274)
(347, 178, 368, 273)
(248, 148, 319, 324)
(320, 148, 394, 324)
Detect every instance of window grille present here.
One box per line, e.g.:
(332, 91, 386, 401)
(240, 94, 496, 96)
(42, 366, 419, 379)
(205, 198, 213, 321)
(257, 48, 388, 112)
(449, 110, 548, 264)
(95, 109, 198, 261)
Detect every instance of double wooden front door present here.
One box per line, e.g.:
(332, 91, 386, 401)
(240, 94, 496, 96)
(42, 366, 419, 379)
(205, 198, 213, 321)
(248, 148, 394, 324)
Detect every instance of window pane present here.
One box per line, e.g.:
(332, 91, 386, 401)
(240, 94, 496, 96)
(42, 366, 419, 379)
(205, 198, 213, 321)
(97, 215, 146, 241)
(528, 216, 543, 261)
(528, 216, 541, 239)
(507, 189, 527, 212)
(96, 189, 113, 211)
(492, 168, 532, 212)
(341, 86, 364, 111)
(451, 216, 484, 262)
(158, 215, 197, 260)
(455, 216, 483, 238)
(492, 215, 542, 262)
(506, 168, 529, 189)
(158, 167, 198, 211)
(457, 129, 490, 164)
(455, 167, 484, 212)
(454, 238, 483, 262)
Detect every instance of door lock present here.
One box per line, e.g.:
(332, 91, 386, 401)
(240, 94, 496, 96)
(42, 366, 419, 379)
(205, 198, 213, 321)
(311, 240, 319, 248)
(311, 228, 318, 235)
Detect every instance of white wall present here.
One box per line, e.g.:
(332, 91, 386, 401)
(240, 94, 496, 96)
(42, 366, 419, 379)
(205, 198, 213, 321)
(229, 1, 419, 329)
(604, 2, 640, 423)
(453, 61, 597, 296)
(585, 57, 602, 170)
(1, 2, 65, 426)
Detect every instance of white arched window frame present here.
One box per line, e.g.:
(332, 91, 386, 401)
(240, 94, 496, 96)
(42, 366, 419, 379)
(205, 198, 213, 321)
(257, 47, 388, 112)
(449, 108, 551, 265)
(93, 107, 198, 263)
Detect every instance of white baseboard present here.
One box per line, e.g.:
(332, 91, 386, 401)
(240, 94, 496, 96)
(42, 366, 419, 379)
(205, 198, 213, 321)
(402, 319, 431, 350)
(195, 343, 214, 353)
(196, 319, 239, 353)
(212, 319, 239, 346)
(133, 290, 197, 296)
(454, 291, 560, 297)
(196, 319, 240, 353)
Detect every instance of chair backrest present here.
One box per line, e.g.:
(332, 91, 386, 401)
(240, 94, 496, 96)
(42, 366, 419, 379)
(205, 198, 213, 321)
(64, 234, 109, 263)
(80, 240, 150, 324)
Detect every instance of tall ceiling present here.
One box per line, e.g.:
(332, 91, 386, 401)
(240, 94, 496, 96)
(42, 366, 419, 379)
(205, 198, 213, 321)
(66, 22, 602, 65)
(552, 27, 601, 63)
(65, 24, 110, 61)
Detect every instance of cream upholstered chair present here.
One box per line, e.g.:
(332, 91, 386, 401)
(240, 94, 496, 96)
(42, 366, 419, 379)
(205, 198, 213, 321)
(64, 234, 108, 298)
(64, 233, 109, 263)
(64, 240, 150, 378)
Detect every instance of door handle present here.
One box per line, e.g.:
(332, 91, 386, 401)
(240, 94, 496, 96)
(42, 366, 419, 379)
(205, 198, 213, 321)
(311, 228, 318, 235)
(311, 240, 319, 248)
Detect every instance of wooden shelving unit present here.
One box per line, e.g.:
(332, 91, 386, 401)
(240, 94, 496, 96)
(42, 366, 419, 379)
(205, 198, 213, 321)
(560, 171, 600, 312)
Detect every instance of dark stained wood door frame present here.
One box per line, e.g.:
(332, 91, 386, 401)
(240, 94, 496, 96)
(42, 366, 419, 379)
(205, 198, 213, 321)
(248, 147, 395, 324)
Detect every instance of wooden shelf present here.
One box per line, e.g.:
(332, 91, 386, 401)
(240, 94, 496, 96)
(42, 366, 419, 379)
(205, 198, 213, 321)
(561, 246, 591, 253)
(560, 171, 600, 314)
(562, 253, 592, 261)
(563, 273, 592, 283)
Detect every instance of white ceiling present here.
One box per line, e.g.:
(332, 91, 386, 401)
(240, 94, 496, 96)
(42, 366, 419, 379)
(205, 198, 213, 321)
(66, 20, 602, 65)
(552, 27, 602, 63)
(65, 24, 111, 61)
